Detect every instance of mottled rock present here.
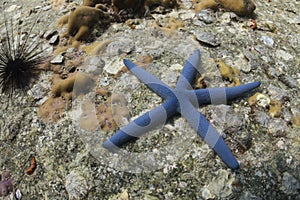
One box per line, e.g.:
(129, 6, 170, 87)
(194, 32, 220, 47)
(275, 49, 293, 61)
(50, 54, 64, 64)
(106, 38, 134, 56)
(196, 10, 215, 24)
(49, 35, 59, 45)
(201, 169, 234, 199)
(65, 171, 89, 199)
(261, 35, 274, 47)
(280, 172, 300, 195)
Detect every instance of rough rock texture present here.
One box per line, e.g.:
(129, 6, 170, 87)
(0, 0, 299, 199)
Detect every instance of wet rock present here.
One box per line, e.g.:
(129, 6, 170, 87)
(280, 172, 300, 195)
(49, 35, 59, 45)
(196, 10, 215, 24)
(267, 84, 287, 100)
(104, 57, 124, 75)
(44, 30, 58, 40)
(65, 170, 89, 200)
(268, 118, 288, 137)
(239, 191, 262, 200)
(51, 54, 64, 64)
(5, 5, 20, 12)
(275, 49, 293, 61)
(255, 111, 270, 128)
(84, 56, 104, 74)
(201, 169, 234, 199)
(194, 32, 220, 47)
(261, 35, 274, 47)
(278, 74, 298, 88)
(106, 38, 134, 56)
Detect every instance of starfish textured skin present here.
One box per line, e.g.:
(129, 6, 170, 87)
(103, 50, 260, 169)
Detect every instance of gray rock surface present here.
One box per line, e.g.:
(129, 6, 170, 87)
(0, 0, 299, 199)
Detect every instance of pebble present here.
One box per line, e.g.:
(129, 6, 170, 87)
(49, 35, 59, 45)
(15, 189, 21, 200)
(268, 118, 288, 137)
(85, 56, 104, 74)
(196, 10, 215, 24)
(106, 38, 134, 56)
(267, 84, 287, 100)
(44, 30, 58, 40)
(275, 49, 293, 61)
(42, 5, 52, 11)
(65, 171, 89, 199)
(278, 74, 297, 88)
(5, 5, 20, 12)
(104, 57, 124, 75)
(50, 54, 64, 64)
(261, 36, 274, 47)
(194, 32, 220, 47)
(281, 172, 300, 195)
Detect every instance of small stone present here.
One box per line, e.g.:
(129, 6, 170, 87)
(15, 189, 22, 200)
(278, 74, 297, 88)
(196, 10, 215, 24)
(276, 49, 293, 61)
(49, 35, 59, 45)
(118, 189, 129, 200)
(104, 57, 124, 75)
(280, 172, 300, 195)
(50, 54, 64, 64)
(42, 5, 52, 11)
(268, 118, 288, 137)
(65, 171, 88, 199)
(44, 30, 58, 40)
(201, 187, 214, 200)
(85, 56, 104, 74)
(5, 5, 19, 12)
(194, 32, 220, 47)
(106, 38, 134, 56)
(261, 36, 274, 46)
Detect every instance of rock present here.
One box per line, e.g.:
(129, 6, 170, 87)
(50, 54, 64, 64)
(49, 35, 59, 45)
(280, 172, 300, 195)
(275, 49, 293, 61)
(261, 35, 274, 47)
(5, 5, 20, 12)
(65, 171, 89, 200)
(104, 57, 124, 75)
(196, 10, 216, 24)
(106, 38, 134, 56)
(85, 56, 104, 74)
(194, 32, 220, 47)
(201, 169, 235, 199)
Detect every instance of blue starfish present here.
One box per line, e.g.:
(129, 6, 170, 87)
(103, 50, 260, 169)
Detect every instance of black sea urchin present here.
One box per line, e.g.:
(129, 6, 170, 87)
(0, 6, 45, 96)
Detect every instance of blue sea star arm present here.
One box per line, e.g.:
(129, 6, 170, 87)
(176, 49, 201, 89)
(102, 98, 179, 150)
(124, 59, 175, 100)
(179, 98, 239, 169)
(194, 81, 261, 105)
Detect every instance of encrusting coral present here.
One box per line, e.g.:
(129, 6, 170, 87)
(83, 0, 111, 7)
(217, 60, 241, 86)
(39, 72, 95, 123)
(0, 171, 14, 197)
(112, 0, 180, 16)
(193, 0, 256, 16)
(57, 5, 111, 42)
